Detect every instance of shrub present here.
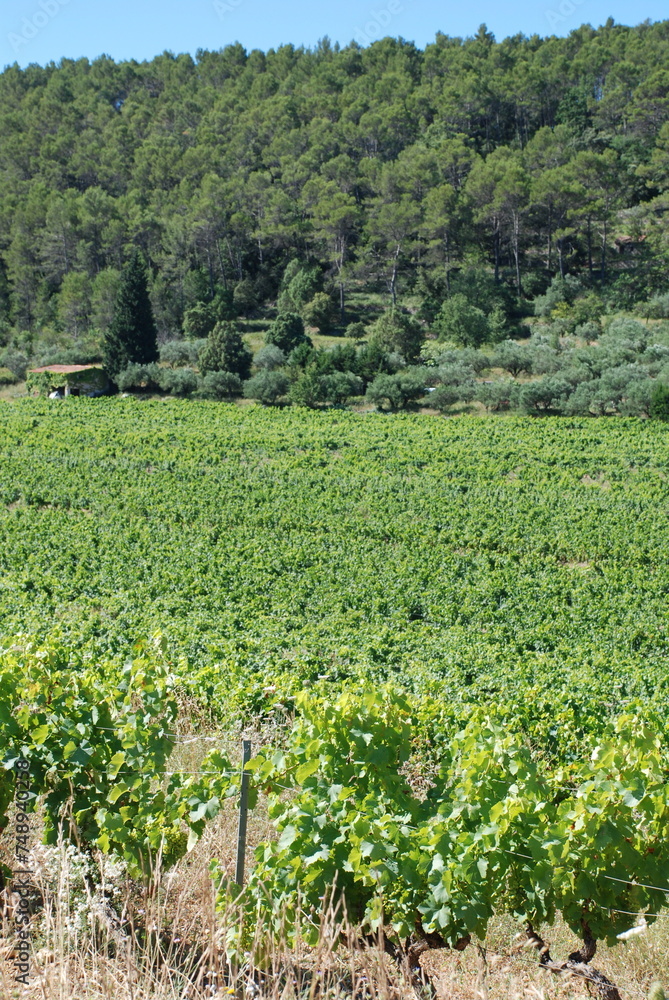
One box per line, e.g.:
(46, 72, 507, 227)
(476, 380, 516, 411)
(287, 341, 316, 370)
(160, 340, 201, 367)
(199, 322, 252, 379)
(116, 363, 162, 392)
(0, 349, 29, 381)
(288, 370, 324, 408)
(529, 343, 561, 375)
(532, 275, 581, 317)
(492, 340, 533, 376)
(641, 344, 669, 374)
(34, 345, 102, 367)
(619, 379, 653, 417)
(346, 321, 366, 341)
(355, 342, 400, 385)
(320, 371, 364, 405)
(0, 366, 18, 386)
(430, 382, 476, 411)
(244, 369, 289, 405)
(637, 292, 669, 320)
(601, 317, 648, 351)
(159, 367, 199, 397)
(302, 292, 336, 333)
(596, 364, 649, 412)
(253, 345, 286, 371)
(198, 370, 243, 400)
(366, 368, 426, 410)
(265, 313, 311, 354)
(322, 343, 358, 374)
(571, 321, 598, 342)
(435, 362, 477, 388)
(650, 382, 669, 421)
(435, 295, 489, 348)
(518, 377, 572, 414)
(368, 309, 425, 363)
(432, 347, 490, 374)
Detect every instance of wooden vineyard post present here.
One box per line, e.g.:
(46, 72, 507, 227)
(235, 740, 252, 887)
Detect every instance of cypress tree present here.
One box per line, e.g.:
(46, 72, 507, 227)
(104, 252, 158, 379)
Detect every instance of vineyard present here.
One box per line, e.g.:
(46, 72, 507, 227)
(1, 397, 669, 997)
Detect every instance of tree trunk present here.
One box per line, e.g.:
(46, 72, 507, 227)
(547, 204, 553, 273)
(513, 211, 522, 294)
(389, 244, 401, 306)
(525, 924, 621, 1000)
(557, 237, 565, 279)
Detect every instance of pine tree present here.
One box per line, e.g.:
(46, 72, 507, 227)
(104, 252, 158, 379)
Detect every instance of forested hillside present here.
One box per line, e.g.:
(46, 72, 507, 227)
(1, 19, 669, 351)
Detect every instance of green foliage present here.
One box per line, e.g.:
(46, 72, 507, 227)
(476, 380, 515, 410)
(430, 383, 475, 410)
(116, 363, 162, 393)
(518, 377, 572, 414)
(253, 345, 286, 371)
(159, 367, 199, 397)
(265, 313, 310, 354)
(492, 340, 533, 376)
(183, 292, 237, 340)
(278, 265, 322, 314)
(218, 689, 669, 959)
(288, 369, 324, 408)
(366, 368, 426, 410)
(0, 366, 18, 386)
(346, 322, 366, 341)
(650, 381, 669, 420)
(2, 25, 669, 344)
(2, 399, 669, 759)
(430, 362, 477, 409)
(302, 292, 336, 333)
(436, 295, 490, 348)
(320, 370, 363, 405)
(159, 340, 202, 368)
(368, 310, 425, 363)
(233, 279, 258, 316)
(104, 253, 158, 379)
(199, 322, 252, 379)
(0, 349, 29, 381)
(243, 369, 289, 404)
(450, 269, 510, 319)
(0, 636, 239, 878)
(198, 370, 243, 400)
(533, 276, 582, 318)
(183, 302, 217, 341)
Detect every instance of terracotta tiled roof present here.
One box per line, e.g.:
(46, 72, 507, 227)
(28, 364, 103, 374)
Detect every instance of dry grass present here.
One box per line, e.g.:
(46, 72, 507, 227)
(0, 381, 27, 401)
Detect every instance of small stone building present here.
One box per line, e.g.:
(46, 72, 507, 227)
(27, 365, 111, 397)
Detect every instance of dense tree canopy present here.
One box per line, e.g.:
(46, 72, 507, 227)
(1, 20, 669, 350)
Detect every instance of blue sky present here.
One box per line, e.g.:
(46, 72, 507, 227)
(2, 0, 667, 70)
